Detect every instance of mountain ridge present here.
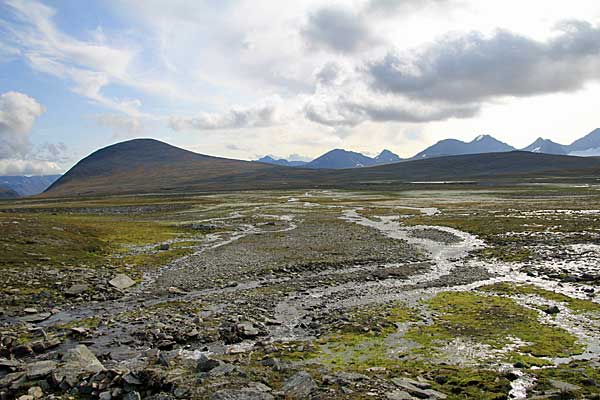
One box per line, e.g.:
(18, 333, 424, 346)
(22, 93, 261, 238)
(43, 139, 600, 197)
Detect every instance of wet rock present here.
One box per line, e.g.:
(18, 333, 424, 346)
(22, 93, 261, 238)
(26, 360, 56, 380)
(282, 371, 317, 399)
(108, 274, 136, 290)
(544, 305, 560, 315)
(54, 345, 104, 386)
(158, 244, 170, 251)
(19, 313, 51, 323)
(211, 389, 274, 400)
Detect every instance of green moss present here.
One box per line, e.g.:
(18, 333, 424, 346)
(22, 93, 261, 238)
(509, 354, 554, 368)
(480, 283, 600, 316)
(58, 317, 101, 330)
(406, 292, 583, 358)
(533, 360, 600, 399)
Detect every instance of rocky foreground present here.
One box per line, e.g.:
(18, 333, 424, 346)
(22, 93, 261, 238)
(1, 189, 599, 399)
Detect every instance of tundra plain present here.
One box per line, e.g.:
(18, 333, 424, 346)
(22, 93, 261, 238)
(1, 184, 599, 399)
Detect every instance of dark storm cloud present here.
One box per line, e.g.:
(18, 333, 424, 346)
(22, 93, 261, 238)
(301, 6, 374, 53)
(368, 21, 600, 103)
(304, 96, 479, 127)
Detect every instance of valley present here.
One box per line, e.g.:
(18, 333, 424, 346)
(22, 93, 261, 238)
(1, 184, 599, 399)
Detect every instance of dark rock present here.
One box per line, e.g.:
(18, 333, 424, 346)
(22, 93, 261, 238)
(65, 284, 89, 296)
(282, 371, 317, 399)
(544, 305, 560, 315)
(196, 354, 221, 372)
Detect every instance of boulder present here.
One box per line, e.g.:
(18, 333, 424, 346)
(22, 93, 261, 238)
(282, 371, 317, 399)
(54, 345, 105, 386)
(19, 313, 51, 323)
(544, 305, 560, 315)
(26, 360, 57, 379)
(108, 274, 136, 290)
(196, 354, 221, 372)
(211, 389, 274, 400)
(65, 284, 89, 296)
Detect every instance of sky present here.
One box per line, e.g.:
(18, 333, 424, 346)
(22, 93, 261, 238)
(1, 0, 600, 175)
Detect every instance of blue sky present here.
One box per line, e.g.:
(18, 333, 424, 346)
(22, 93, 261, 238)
(1, 0, 600, 175)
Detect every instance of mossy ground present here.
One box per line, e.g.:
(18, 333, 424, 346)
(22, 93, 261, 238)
(480, 282, 600, 315)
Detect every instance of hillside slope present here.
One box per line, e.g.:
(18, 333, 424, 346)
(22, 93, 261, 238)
(44, 140, 600, 197)
(45, 139, 322, 196)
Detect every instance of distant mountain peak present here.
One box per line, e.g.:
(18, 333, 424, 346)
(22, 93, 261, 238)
(256, 155, 307, 167)
(412, 134, 514, 160)
(522, 137, 567, 155)
(374, 149, 402, 164)
(305, 148, 376, 169)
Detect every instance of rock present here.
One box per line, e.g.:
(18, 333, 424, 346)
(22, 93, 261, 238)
(392, 378, 446, 399)
(190, 223, 217, 232)
(12, 344, 33, 358)
(26, 360, 57, 379)
(0, 358, 20, 370)
(123, 392, 141, 400)
(548, 379, 581, 392)
(211, 389, 274, 400)
(23, 308, 38, 314)
(108, 274, 136, 290)
(208, 363, 237, 377)
(65, 284, 89, 296)
(0, 371, 25, 387)
(282, 371, 317, 399)
(260, 357, 283, 371)
(27, 387, 43, 399)
(237, 322, 259, 338)
(387, 391, 418, 400)
(99, 391, 112, 400)
(167, 286, 186, 294)
(544, 305, 560, 315)
(17, 395, 33, 400)
(54, 345, 104, 386)
(19, 313, 51, 323)
(158, 243, 170, 251)
(196, 354, 221, 372)
(69, 326, 90, 335)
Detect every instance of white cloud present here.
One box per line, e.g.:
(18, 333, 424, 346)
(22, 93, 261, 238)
(96, 114, 145, 138)
(0, 158, 62, 175)
(170, 100, 282, 131)
(0, 91, 45, 157)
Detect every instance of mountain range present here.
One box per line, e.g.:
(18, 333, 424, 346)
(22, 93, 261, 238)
(41, 138, 600, 197)
(0, 175, 61, 197)
(256, 128, 600, 169)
